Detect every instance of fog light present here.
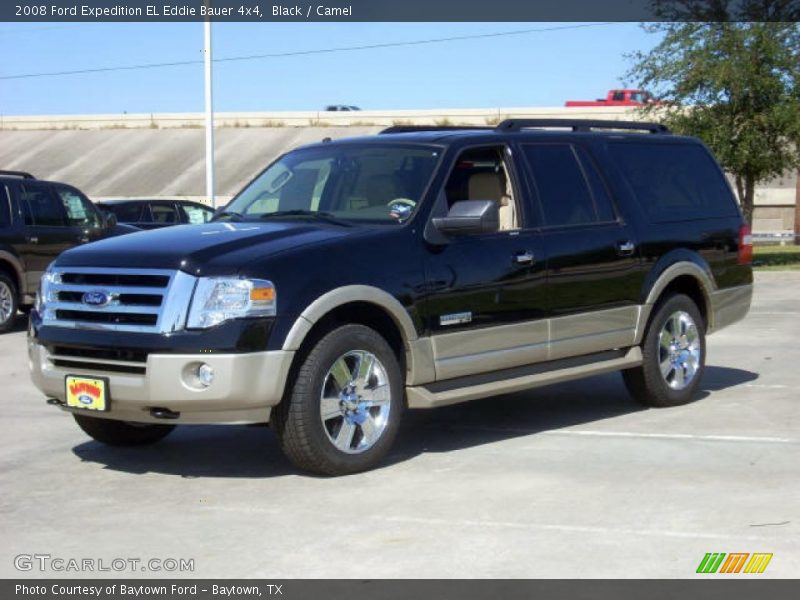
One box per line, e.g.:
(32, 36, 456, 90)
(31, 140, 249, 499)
(197, 363, 215, 387)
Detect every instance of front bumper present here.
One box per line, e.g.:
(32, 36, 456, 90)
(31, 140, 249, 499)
(28, 340, 294, 424)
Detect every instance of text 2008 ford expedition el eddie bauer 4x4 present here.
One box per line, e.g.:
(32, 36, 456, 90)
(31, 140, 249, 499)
(28, 119, 753, 475)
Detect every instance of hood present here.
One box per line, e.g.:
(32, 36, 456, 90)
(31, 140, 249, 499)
(56, 221, 366, 275)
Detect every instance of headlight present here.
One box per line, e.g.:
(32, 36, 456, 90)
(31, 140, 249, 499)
(187, 278, 276, 329)
(36, 265, 61, 316)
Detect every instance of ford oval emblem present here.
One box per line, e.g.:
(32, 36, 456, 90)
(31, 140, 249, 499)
(82, 291, 110, 307)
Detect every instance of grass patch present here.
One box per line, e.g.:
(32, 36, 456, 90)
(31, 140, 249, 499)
(753, 244, 800, 270)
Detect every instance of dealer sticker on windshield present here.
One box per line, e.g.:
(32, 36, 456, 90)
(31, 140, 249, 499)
(65, 376, 109, 411)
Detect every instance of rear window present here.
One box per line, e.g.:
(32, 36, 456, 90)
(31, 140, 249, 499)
(608, 142, 738, 222)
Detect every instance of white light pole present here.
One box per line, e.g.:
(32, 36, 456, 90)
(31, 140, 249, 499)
(203, 15, 216, 208)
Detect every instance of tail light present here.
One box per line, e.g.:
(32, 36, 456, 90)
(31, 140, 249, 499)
(738, 224, 753, 265)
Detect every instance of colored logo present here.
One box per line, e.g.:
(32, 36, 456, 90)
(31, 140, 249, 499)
(69, 381, 102, 402)
(82, 291, 110, 307)
(697, 553, 773, 574)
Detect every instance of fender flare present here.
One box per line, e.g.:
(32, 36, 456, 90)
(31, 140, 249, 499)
(0, 249, 25, 298)
(634, 260, 718, 344)
(282, 285, 419, 351)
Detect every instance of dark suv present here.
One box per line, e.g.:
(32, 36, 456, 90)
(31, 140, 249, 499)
(0, 171, 135, 332)
(27, 120, 753, 475)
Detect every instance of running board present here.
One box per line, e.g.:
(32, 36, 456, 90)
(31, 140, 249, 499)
(405, 347, 642, 409)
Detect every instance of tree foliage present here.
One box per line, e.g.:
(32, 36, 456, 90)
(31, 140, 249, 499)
(626, 9, 800, 223)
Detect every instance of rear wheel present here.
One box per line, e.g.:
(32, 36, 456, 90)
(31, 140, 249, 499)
(273, 324, 404, 476)
(0, 274, 19, 333)
(623, 293, 705, 407)
(73, 414, 175, 446)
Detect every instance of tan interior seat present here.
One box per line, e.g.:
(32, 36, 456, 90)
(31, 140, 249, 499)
(467, 172, 517, 231)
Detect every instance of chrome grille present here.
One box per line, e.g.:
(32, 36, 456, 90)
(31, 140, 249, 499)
(41, 267, 197, 333)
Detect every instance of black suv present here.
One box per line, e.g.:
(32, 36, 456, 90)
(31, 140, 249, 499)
(28, 120, 753, 475)
(0, 171, 135, 332)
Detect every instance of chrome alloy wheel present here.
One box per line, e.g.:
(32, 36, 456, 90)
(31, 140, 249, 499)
(658, 310, 702, 390)
(320, 350, 392, 454)
(0, 280, 14, 324)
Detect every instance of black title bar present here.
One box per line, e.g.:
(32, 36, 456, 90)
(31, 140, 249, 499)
(2, 0, 799, 22)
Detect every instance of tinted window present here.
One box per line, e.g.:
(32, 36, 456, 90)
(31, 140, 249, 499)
(0, 187, 10, 227)
(575, 147, 616, 222)
(522, 144, 600, 227)
(151, 203, 179, 224)
(54, 186, 102, 228)
(21, 184, 66, 226)
(608, 142, 739, 222)
(104, 202, 145, 223)
(179, 203, 214, 224)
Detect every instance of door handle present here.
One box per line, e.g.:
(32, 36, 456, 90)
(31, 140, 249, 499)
(79, 235, 90, 243)
(26, 236, 39, 244)
(616, 240, 636, 256)
(513, 250, 535, 265)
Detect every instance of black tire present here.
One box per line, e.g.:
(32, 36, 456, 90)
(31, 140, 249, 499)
(272, 324, 405, 476)
(0, 273, 19, 334)
(623, 293, 706, 407)
(73, 414, 175, 446)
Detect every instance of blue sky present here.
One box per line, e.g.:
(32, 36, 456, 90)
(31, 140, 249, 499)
(0, 22, 659, 115)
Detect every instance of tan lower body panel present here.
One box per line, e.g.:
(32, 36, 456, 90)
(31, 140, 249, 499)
(430, 306, 639, 381)
(406, 347, 642, 409)
(29, 341, 293, 424)
(709, 284, 753, 333)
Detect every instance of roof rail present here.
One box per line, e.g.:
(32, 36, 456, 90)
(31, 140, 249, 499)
(0, 170, 35, 179)
(380, 125, 493, 135)
(495, 119, 670, 134)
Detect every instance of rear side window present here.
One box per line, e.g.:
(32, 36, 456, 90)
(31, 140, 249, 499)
(608, 142, 738, 222)
(521, 143, 616, 227)
(20, 184, 66, 226)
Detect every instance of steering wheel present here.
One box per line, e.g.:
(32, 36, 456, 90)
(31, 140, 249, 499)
(386, 198, 416, 208)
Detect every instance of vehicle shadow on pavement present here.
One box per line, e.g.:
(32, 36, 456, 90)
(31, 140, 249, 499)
(71, 366, 758, 478)
(390, 365, 759, 458)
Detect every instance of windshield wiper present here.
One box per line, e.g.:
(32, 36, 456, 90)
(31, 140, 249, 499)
(259, 210, 353, 227)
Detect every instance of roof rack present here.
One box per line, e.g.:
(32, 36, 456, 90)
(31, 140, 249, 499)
(380, 125, 493, 135)
(0, 170, 35, 179)
(495, 119, 670, 134)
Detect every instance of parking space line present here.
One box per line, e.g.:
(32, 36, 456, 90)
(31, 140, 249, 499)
(541, 430, 797, 444)
(379, 515, 775, 541)
(441, 425, 797, 444)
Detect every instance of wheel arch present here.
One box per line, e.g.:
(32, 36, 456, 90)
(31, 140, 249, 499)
(0, 250, 25, 302)
(281, 285, 435, 388)
(634, 258, 717, 345)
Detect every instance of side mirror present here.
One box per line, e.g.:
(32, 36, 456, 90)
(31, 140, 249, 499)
(102, 211, 118, 228)
(432, 200, 499, 236)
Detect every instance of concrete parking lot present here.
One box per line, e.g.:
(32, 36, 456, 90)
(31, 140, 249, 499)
(1, 271, 798, 578)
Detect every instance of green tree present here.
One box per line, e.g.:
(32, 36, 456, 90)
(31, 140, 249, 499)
(626, 18, 800, 224)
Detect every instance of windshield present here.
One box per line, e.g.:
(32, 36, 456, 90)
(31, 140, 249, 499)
(221, 144, 442, 225)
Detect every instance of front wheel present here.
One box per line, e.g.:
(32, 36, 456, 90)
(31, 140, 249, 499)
(73, 414, 175, 446)
(623, 293, 706, 407)
(273, 324, 404, 476)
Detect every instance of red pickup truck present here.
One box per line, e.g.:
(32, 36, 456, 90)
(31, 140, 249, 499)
(565, 89, 653, 107)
